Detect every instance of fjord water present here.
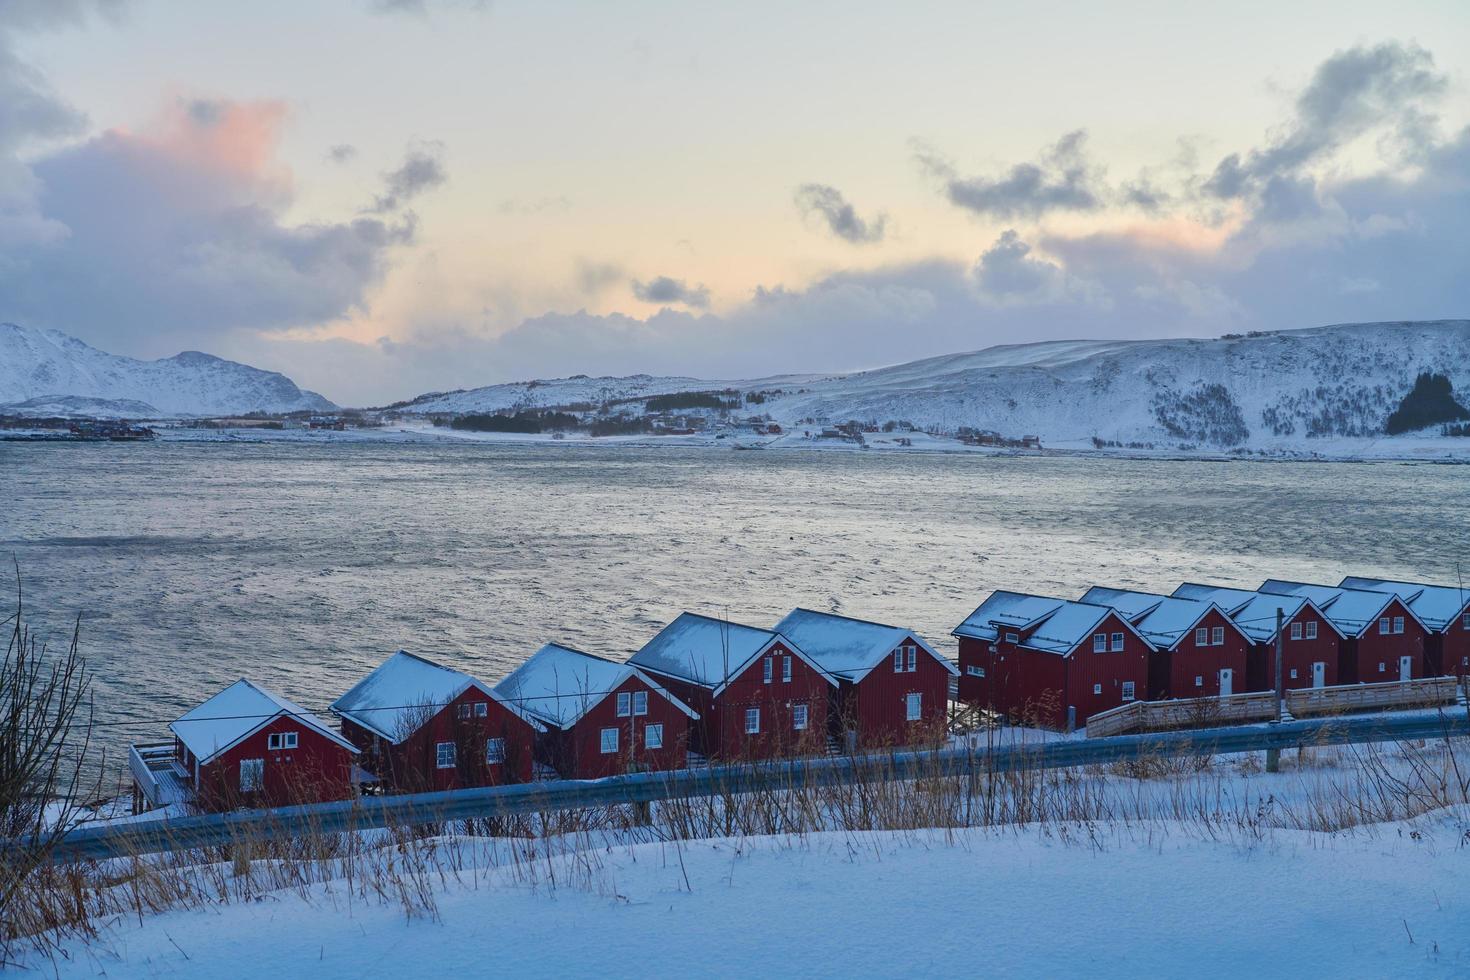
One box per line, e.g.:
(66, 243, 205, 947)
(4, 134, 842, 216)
(3, 441, 1467, 768)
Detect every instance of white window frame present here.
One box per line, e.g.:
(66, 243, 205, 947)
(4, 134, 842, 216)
(485, 737, 506, 764)
(1092, 634, 1107, 653)
(1110, 632, 1124, 652)
(1121, 681, 1136, 701)
(616, 692, 632, 717)
(1378, 662, 1386, 673)
(1290, 668, 1298, 679)
(745, 707, 761, 734)
(1463, 612, 1470, 630)
(1393, 616, 1405, 635)
(793, 703, 809, 731)
(240, 758, 264, 792)
(966, 665, 986, 678)
(267, 731, 298, 751)
(1195, 675, 1203, 687)
(1005, 631, 1019, 644)
(436, 741, 457, 769)
(632, 690, 649, 716)
(457, 704, 472, 719)
(1195, 627, 1208, 647)
(1290, 622, 1302, 640)
(905, 646, 917, 672)
(904, 692, 922, 722)
(600, 727, 619, 754)
(644, 723, 664, 749)
(474, 701, 488, 717)
(1211, 626, 1224, 645)
(1305, 621, 1317, 640)
(782, 655, 792, 682)
(893, 649, 904, 672)
(1092, 683, 1103, 695)
(1379, 617, 1391, 635)
(763, 657, 773, 684)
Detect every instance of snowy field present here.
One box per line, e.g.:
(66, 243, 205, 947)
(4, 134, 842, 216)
(31, 811, 1470, 978)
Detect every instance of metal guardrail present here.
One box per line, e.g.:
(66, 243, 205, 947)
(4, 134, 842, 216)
(15, 709, 1469, 864)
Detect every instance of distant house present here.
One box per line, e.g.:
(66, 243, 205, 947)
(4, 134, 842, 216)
(773, 609, 956, 749)
(1341, 576, 1470, 679)
(629, 613, 834, 760)
(1080, 588, 1251, 699)
(131, 678, 360, 813)
(493, 644, 698, 779)
(1173, 584, 1345, 690)
(953, 592, 1152, 731)
(331, 651, 544, 792)
(1258, 580, 1430, 683)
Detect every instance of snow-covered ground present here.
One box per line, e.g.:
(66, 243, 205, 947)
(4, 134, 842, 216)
(32, 811, 1470, 978)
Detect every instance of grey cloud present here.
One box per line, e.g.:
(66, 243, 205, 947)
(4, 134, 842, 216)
(794, 183, 887, 244)
(575, 259, 623, 296)
(327, 144, 358, 164)
(972, 230, 1067, 299)
(370, 145, 447, 213)
(631, 276, 710, 309)
(920, 131, 1103, 219)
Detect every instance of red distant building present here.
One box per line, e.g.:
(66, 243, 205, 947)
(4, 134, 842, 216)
(1259, 580, 1431, 684)
(953, 591, 1151, 731)
(494, 643, 698, 779)
(1341, 576, 1470, 679)
(1081, 588, 1251, 698)
(331, 651, 544, 792)
(1173, 584, 1345, 691)
(774, 608, 957, 750)
(131, 678, 360, 813)
(629, 613, 835, 760)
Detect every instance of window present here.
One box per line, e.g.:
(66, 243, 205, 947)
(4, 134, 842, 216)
(1290, 622, 1303, 640)
(457, 704, 471, 719)
(1110, 632, 1124, 652)
(485, 738, 506, 764)
(616, 692, 632, 717)
(1463, 612, 1470, 630)
(1379, 617, 1391, 635)
(1211, 626, 1224, 645)
(1005, 631, 1019, 644)
(1093, 634, 1107, 653)
(793, 703, 809, 730)
(436, 742, 456, 769)
(1290, 668, 1298, 679)
(633, 690, 649, 715)
(966, 665, 986, 678)
(745, 708, 761, 734)
(267, 731, 298, 751)
(1195, 627, 1208, 646)
(240, 758, 264, 792)
(1305, 621, 1318, 640)
(1378, 662, 1386, 674)
(645, 724, 664, 749)
(1393, 616, 1405, 635)
(763, 657, 773, 684)
(893, 649, 904, 672)
(1092, 683, 1103, 695)
(1195, 675, 1204, 687)
(1121, 681, 1136, 701)
(782, 655, 792, 682)
(474, 702, 488, 717)
(905, 646, 918, 672)
(905, 693, 922, 721)
(600, 728, 619, 754)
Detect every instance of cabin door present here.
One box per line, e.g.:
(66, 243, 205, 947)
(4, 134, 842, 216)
(1311, 662, 1326, 688)
(1218, 668, 1233, 697)
(1399, 656, 1412, 682)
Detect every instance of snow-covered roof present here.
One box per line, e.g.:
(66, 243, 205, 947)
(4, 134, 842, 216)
(954, 591, 1147, 655)
(1340, 576, 1470, 631)
(630, 612, 832, 693)
(773, 609, 957, 681)
(331, 650, 545, 743)
(1171, 584, 1342, 642)
(1079, 588, 1243, 650)
(170, 678, 357, 765)
(493, 643, 696, 729)
(1258, 579, 1425, 638)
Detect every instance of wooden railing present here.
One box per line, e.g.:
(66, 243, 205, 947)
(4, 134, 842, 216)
(1287, 675, 1459, 718)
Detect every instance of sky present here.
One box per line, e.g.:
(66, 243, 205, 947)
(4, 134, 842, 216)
(1, 0, 1468, 405)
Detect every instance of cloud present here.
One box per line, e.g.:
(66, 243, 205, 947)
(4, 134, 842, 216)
(793, 183, 886, 244)
(326, 143, 357, 164)
(575, 259, 623, 296)
(631, 275, 710, 309)
(369, 143, 447, 213)
(919, 131, 1104, 219)
(366, 0, 489, 15)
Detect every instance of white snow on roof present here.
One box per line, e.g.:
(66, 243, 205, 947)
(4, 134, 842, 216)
(1258, 580, 1400, 638)
(1340, 577, 1469, 631)
(1080, 588, 1222, 649)
(171, 678, 356, 765)
(955, 591, 1122, 655)
(1171, 584, 1315, 642)
(774, 609, 956, 680)
(494, 643, 696, 729)
(331, 650, 543, 743)
(629, 613, 783, 687)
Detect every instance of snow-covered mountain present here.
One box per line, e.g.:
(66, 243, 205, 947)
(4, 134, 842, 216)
(0, 324, 335, 417)
(402, 320, 1470, 450)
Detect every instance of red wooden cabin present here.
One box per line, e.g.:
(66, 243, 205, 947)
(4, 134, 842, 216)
(150, 678, 360, 812)
(954, 591, 1151, 731)
(773, 608, 957, 750)
(494, 643, 698, 779)
(1081, 588, 1250, 698)
(1173, 585, 1345, 691)
(628, 612, 835, 760)
(331, 650, 544, 792)
(1341, 576, 1470, 680)
(1259, 580, 1430, 684)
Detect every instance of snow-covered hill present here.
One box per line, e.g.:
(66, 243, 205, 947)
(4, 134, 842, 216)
(0, 324, 335, 417)
(403, 320, 1470, 451)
